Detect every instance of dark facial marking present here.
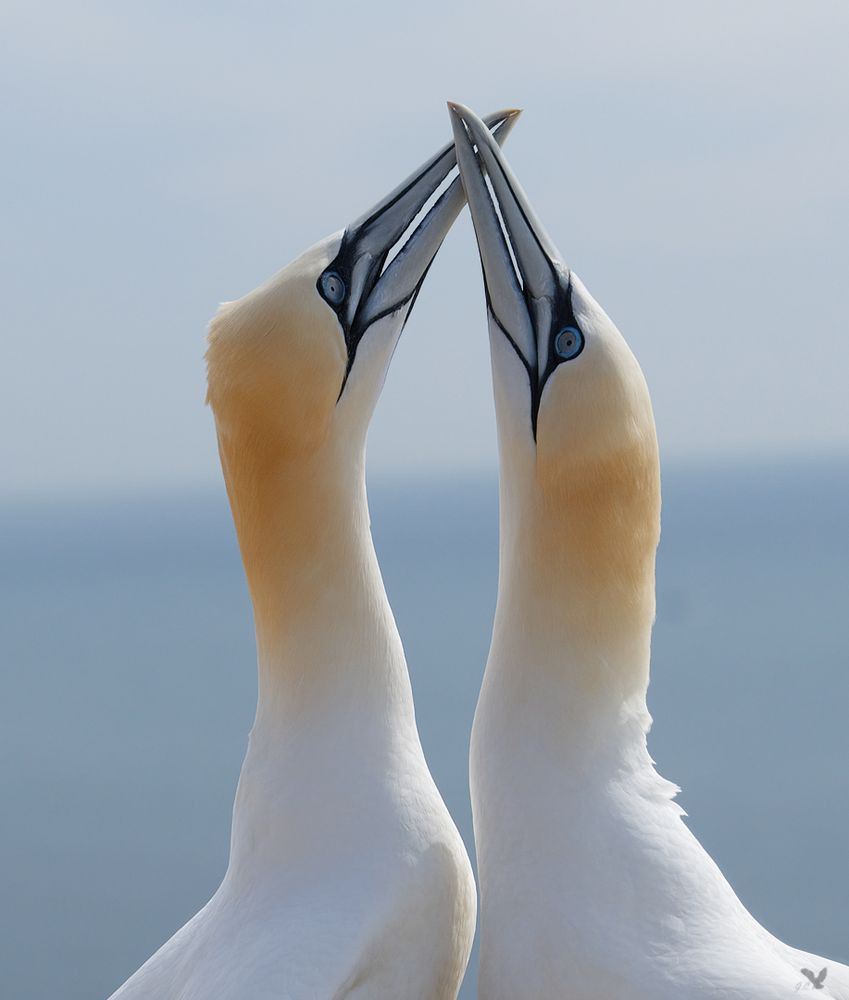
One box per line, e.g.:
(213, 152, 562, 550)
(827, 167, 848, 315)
(316, 230, 425, 399)
(486, 270, 585, 438)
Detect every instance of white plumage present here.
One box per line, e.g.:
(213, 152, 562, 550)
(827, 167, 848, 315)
(108, 110, 520, 1000)
(450, 101, 849, 1000)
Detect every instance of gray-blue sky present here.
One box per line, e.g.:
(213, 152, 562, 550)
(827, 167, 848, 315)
(2, 0, 848, 497)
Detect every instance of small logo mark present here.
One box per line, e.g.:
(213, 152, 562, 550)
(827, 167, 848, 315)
(798, 967, 828, 991)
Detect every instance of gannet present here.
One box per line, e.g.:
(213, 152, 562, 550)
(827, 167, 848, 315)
(107, 108, 520, 1000)
(449, 102, 849, 1000)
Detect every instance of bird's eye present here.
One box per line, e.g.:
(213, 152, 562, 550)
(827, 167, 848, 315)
(320, 271, 346, 306)
(554, 326, 584, 361)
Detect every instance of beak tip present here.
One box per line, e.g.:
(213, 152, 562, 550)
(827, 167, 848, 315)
(447, 102, 523, 127)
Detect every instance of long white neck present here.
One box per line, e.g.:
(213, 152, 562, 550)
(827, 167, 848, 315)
(216, 428, 416, 876)
(471, 442, 672, 998)
(478, 441, 661, 761)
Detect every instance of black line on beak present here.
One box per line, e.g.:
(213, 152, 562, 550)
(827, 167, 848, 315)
(449, 102, 584, 441)
(319, 109, 522, 398)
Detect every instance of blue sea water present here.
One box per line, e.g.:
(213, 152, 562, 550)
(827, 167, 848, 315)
(1, 460, 847, 999)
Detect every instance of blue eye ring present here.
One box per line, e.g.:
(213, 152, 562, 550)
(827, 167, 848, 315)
(320, 271, 346, 306)
(554, 326, 584, 361)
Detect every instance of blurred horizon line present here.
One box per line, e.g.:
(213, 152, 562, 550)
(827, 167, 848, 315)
(3, 448, 849, 513)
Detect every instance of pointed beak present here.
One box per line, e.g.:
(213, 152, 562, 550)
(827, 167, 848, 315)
(448, 102, 579, 436)
(320, 107, 522, 390)
(354, 107, 522, 329)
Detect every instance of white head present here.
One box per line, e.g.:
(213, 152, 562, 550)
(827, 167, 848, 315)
(205, 111, 520, 640)
(450, 104, 660, 681)
(207, 110, 521, 480)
